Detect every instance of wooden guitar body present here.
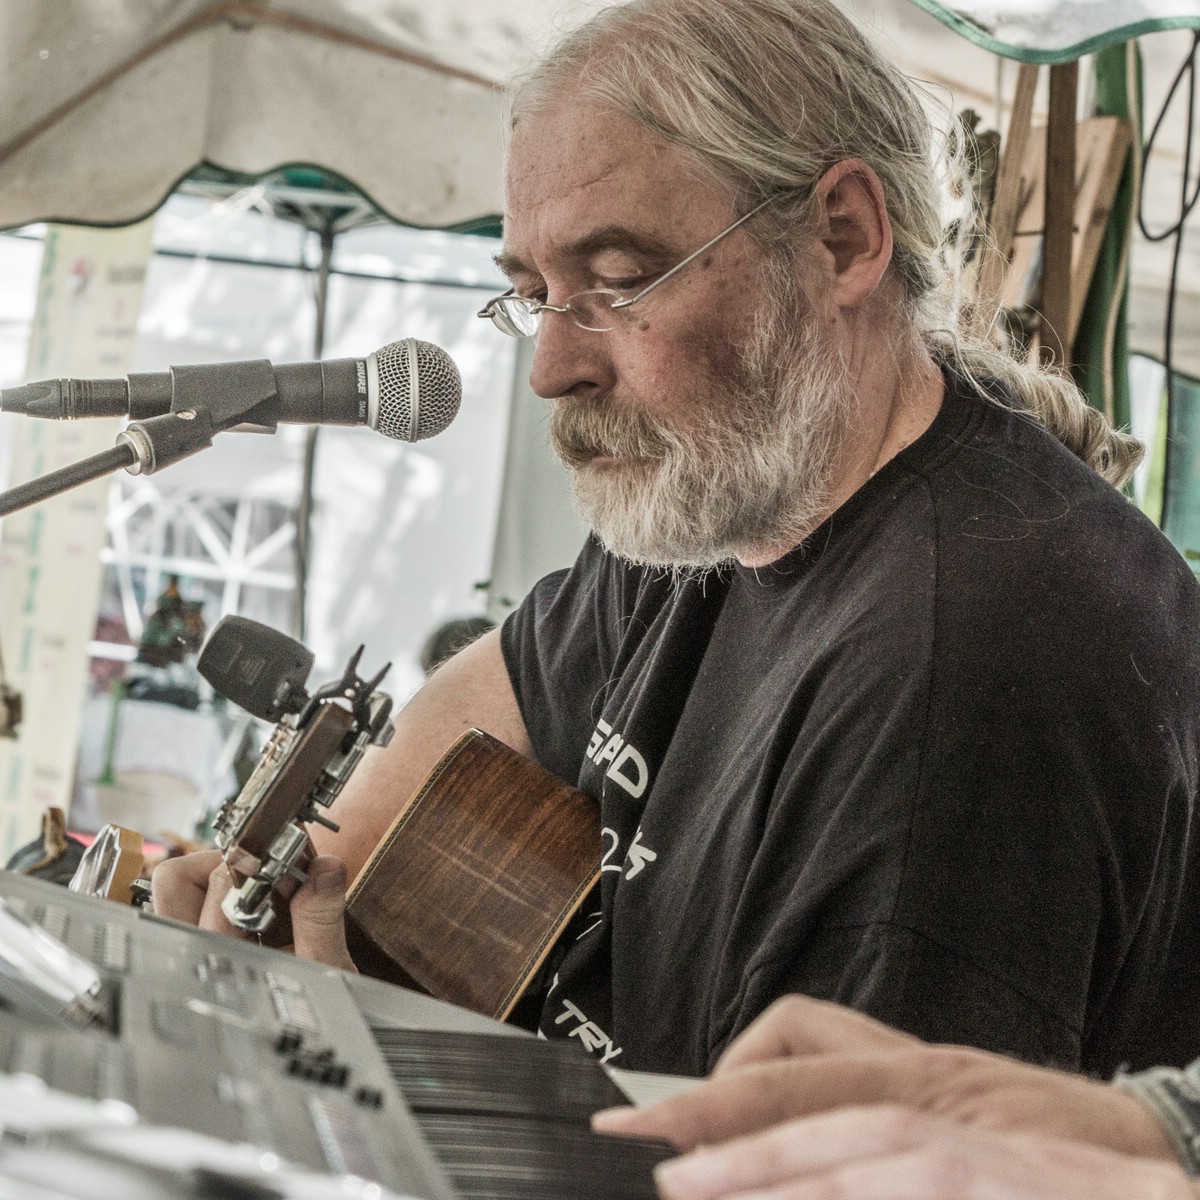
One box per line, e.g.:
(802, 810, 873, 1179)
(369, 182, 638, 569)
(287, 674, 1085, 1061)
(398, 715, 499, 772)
(345, 729, 600, 1021)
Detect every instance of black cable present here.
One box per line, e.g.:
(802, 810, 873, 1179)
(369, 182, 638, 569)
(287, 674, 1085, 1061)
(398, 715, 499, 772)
(1138, 31, 1200, 243)
(1136, 31, 1200, 525)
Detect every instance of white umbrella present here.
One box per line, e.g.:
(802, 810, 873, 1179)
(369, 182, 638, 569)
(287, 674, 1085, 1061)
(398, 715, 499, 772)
(0, 0, 619, 233)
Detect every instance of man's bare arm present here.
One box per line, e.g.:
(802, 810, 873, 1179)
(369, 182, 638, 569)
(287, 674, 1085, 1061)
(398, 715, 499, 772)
(306, 627, 531, 880)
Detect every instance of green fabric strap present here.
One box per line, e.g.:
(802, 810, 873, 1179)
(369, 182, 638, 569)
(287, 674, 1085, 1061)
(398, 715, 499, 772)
(1071, 42, 1139, 441)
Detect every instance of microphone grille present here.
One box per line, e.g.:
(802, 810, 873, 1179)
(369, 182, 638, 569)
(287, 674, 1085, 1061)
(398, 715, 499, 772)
(370, 338, 462, 442)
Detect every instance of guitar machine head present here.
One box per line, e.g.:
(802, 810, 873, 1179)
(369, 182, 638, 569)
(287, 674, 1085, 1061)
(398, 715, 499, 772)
(197, 616, 395, 935)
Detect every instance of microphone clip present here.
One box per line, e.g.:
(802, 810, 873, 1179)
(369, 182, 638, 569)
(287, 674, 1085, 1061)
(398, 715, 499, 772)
(164, 359, 281, 433)
(115, 359, 283, 475)
(117, 409, 215, 475)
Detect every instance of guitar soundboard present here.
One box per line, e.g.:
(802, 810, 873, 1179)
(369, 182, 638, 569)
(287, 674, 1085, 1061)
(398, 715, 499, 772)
(0, 869, 677, 1200)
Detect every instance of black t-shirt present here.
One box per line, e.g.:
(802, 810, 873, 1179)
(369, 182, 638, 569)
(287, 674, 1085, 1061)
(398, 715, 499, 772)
(501, 369, 1200, 1078)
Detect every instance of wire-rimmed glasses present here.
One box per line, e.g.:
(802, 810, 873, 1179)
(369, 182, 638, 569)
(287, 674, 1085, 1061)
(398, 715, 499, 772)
(477, 198, 772, 337)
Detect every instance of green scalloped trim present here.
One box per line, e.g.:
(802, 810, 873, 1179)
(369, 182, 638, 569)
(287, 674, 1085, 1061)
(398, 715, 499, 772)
(907, 0, 1200, 64)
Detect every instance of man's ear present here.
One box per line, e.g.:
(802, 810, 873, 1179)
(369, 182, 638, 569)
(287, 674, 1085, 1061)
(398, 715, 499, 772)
(808, 159, 893, 309)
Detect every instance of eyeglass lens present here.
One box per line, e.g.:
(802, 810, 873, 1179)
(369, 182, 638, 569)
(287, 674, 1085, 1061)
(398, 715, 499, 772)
(490, 300, 539, 337)
(490, 290, 621, 336)
(565, 292, 620, 332)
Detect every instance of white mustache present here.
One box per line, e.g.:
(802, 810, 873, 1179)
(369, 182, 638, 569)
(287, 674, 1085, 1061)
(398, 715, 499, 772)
(550, 399, 675, 467)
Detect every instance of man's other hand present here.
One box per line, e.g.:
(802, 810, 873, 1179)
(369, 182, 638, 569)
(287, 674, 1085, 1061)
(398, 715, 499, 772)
(650, 1106, 1196, 1200)
(593, 994, 1177, 1164)
(150, 849, 357, 972)
(150, 847, 238, 933)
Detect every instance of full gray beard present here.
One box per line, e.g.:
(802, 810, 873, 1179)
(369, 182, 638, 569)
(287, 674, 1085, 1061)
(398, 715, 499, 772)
(550, 299, 853, 570)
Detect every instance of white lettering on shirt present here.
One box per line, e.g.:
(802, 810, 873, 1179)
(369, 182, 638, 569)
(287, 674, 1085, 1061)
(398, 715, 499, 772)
(624, 825, 658, 879)
(586, 719, 650, 798)
(600, 827, 622, 873)
(575, 909, 604, 940)
(553, 998, 623, 1064)
(609, 744, 647, 797)
(601, 824, 659, 884)
(594, 732, 624, 769)
(587, 719, 613, 759)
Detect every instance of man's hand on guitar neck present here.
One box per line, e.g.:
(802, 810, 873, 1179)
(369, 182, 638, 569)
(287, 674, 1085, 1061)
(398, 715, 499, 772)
(151, 629, 529, 978)
(151, 849, 358, 973)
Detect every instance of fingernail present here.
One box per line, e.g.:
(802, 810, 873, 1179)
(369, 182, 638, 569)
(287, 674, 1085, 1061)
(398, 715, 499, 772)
(592, 1105, 636, 1129)
(654, 1152, 706, 1195)
(309, 861, 346, 895)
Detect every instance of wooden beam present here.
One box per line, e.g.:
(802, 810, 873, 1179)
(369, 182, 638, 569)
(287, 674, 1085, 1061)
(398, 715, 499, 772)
(1041, 60, 1079, 370)
(1067, 115, 1133, 347)
(977, 63, 1040, 323)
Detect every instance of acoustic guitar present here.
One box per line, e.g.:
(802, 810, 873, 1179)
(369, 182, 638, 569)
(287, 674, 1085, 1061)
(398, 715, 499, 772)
(70, 729, 600, 1023)
(344, 729, 600, 1021)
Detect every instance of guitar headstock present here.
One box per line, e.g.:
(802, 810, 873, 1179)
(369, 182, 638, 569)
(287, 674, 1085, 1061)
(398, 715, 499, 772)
(69, 823, 146, 905)
(199, 618, 394, 935)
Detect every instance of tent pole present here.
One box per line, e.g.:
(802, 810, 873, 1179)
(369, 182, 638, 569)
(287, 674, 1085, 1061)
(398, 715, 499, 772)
(293, 223, 335, 643)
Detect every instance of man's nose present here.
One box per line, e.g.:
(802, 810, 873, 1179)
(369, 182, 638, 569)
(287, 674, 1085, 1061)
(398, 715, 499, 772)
(527, 312, 616, 401)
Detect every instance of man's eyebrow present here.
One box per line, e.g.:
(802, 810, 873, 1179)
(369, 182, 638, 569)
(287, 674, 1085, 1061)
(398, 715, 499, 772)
(492, 249, 530, 280)
(492, 225, 678, 282)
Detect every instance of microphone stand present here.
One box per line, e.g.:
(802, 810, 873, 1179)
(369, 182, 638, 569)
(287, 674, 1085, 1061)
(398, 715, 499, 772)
(0, 445, 139, 517)
(0, 361, 280, 518)
(0, 412, 219, 518)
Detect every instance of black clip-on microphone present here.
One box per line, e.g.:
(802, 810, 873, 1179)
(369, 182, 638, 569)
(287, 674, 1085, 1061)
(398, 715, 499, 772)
(0, 339, 462, 518)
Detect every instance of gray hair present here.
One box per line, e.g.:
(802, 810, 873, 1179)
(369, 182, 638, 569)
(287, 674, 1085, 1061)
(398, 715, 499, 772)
(510, 0, 1142, 488)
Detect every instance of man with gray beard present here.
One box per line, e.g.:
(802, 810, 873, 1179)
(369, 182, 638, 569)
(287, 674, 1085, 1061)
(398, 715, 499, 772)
(543, 240, 851, 567)
(155, 0, 1200, 1083)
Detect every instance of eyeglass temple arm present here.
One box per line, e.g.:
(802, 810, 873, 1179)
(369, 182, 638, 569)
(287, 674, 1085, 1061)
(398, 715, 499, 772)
(609, 198, 772, 311)
(478, 289, 573, 319)
(477, 288, 516, 318)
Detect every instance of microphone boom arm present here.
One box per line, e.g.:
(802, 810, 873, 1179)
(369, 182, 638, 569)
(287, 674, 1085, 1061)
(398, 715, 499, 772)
(0, 444, 139, 518)
(0, 362, 281, 518)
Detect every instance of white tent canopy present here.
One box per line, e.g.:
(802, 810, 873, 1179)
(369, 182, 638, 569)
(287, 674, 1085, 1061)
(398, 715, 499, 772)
(0, 0, 597, 232)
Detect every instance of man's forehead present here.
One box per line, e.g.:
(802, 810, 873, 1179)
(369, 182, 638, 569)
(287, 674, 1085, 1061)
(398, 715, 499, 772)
(505, 97, 664, 197)
(501, 100, 722, 265)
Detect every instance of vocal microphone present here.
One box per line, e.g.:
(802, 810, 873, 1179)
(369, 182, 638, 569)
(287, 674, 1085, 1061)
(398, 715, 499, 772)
(0, 337, 462, 443)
